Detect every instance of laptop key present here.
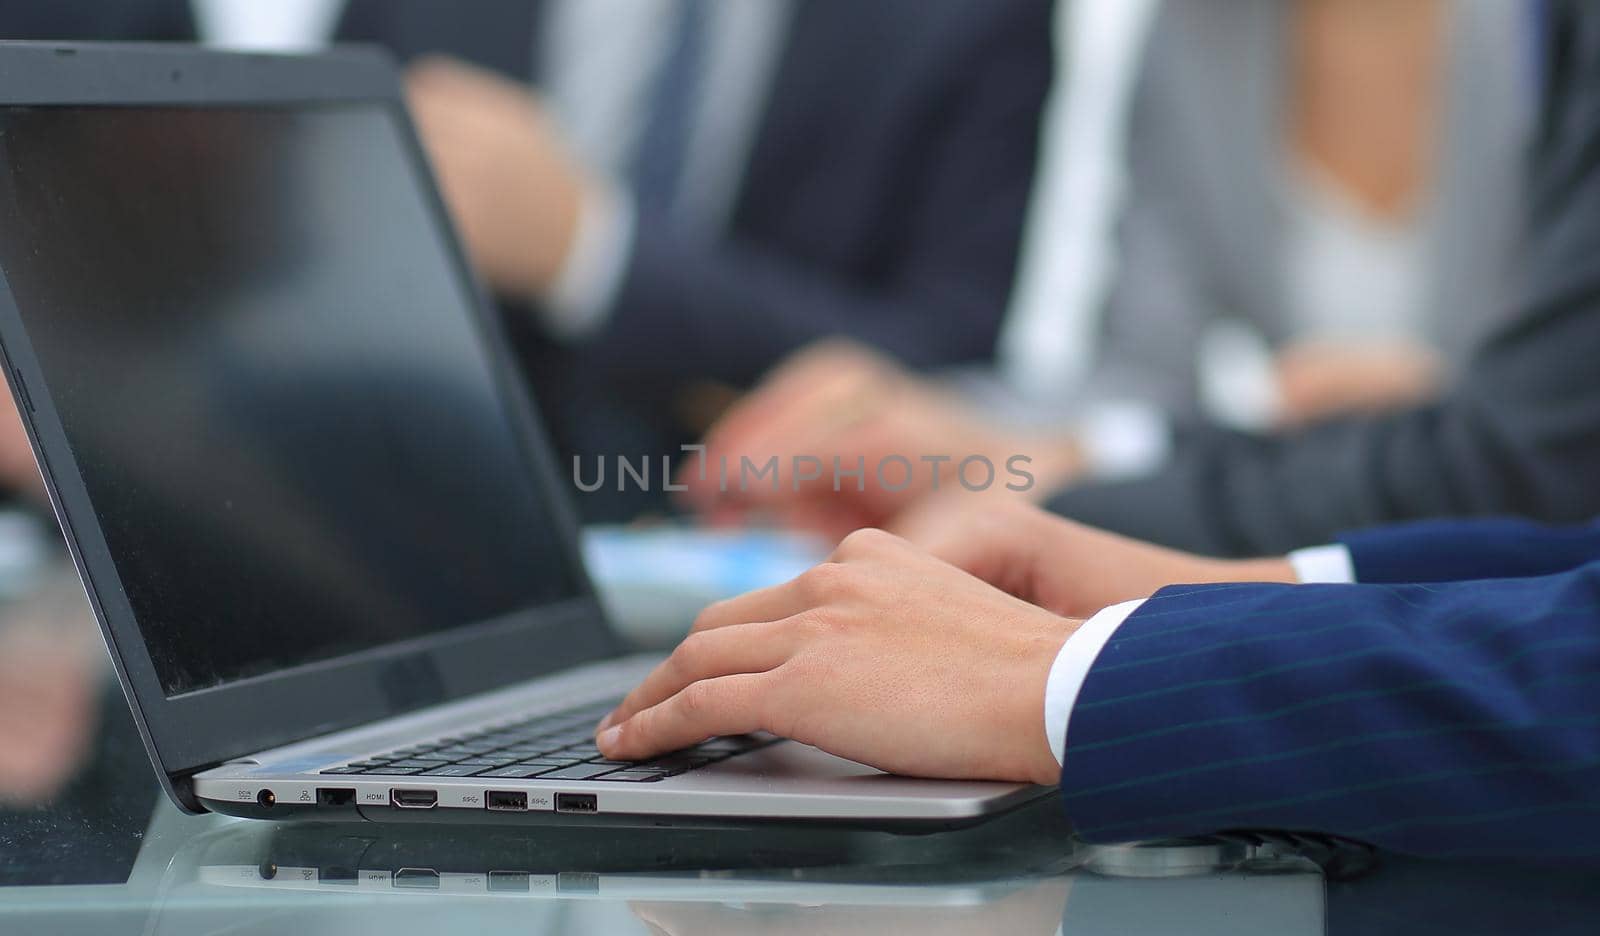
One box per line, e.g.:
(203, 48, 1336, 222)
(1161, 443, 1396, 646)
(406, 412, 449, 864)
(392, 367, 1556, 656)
(359, 766, 423, 775)
(594, 771, 668, 782)
(319, 765, 366, 775)
(476, 765, 556, 779)
(694, 737, 764, 753)
(642, 755, 713, 775)
(528, 764, 618, 781)
(420, 764, 483, 777)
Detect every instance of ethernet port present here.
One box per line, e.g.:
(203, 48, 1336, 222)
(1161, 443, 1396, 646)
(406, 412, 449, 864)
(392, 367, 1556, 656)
(317, 788, 356, 808)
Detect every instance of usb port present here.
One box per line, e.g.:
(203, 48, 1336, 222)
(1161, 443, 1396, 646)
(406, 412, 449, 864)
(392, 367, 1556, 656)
(486, 790, 527, 811)
(555, 793, 597, 814)
(487, 871, 531, 893)
(317, 788, 356, 807)
(390, 788, 438, 809)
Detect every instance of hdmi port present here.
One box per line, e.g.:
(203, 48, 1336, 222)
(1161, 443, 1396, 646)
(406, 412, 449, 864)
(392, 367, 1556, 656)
(390, 788, 438, 809)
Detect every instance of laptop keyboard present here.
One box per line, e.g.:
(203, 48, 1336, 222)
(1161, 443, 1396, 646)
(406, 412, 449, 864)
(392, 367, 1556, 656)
(318, 699, 777, 783)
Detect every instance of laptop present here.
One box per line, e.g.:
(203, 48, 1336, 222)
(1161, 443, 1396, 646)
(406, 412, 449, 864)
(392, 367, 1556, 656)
(0, 42, 1046, 827)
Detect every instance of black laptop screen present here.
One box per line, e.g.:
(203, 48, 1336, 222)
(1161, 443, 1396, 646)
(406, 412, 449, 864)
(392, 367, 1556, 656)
(0, 104, 587, 695)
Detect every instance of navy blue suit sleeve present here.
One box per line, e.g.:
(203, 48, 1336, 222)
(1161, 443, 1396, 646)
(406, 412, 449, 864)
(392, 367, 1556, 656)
(1339, 517, 1600, 583)
(1058, 568, 1600, 859)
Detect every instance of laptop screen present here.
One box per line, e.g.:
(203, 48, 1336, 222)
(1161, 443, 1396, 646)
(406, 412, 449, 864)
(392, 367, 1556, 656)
(0, 104, 588, 696)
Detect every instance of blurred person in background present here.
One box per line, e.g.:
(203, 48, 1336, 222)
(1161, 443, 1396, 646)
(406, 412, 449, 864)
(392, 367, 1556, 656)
(0, 1, 1054, 526)
(0, 3, 199, 502)
(337, 0, 1054, 522)
(685, 0, 1552, 552)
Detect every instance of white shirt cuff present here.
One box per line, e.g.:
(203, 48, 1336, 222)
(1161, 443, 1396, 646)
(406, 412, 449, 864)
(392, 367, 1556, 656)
(541, 179, 635, 341)
(1044, 598, 1146, 767)
(1074, 401, 1173, 481)
(1287, 544, 1356, 584)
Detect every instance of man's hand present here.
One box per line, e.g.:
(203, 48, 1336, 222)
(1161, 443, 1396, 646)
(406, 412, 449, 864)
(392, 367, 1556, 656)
(406, 57, 592, 299)
(595, 528, 1075, 786)
(680, 340, 1082, 540)
(893, 498, 1297, 619)
(1274, 339, 1442, 426)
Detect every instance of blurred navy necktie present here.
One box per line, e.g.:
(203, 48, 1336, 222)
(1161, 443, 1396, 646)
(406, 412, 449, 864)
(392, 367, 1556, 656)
(631, 0, 709, 216)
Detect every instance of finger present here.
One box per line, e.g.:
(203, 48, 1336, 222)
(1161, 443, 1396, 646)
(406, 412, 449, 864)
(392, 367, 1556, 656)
(707, 341, 876, 447)
(770, 500, 875, 543)
(677, 391, 833, 511)
(894, 515, 980, 568)
(706, 371, 881, 470)
(697, 420, 891, 523)
(689, 575, 810, 634)
(597, 672, 775, 761)
(599, 619, 803, 730)
(685, 360, 887, 510)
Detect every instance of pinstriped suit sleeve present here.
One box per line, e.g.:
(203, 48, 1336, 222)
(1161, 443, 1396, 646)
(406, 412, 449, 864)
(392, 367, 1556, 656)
(1339, 517, 1600, 583)
(1057, 567, 1600, 859)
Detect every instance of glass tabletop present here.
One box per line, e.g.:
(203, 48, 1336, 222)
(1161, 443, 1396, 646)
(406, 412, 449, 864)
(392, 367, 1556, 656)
(2, 528, 1597, 935)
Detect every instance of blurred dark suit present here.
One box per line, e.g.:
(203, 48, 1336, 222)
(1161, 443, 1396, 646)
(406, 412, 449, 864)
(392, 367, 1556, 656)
(1047, 1, 1600, 556)
(340, 0, 1053, 519)
(0, 1, 193, 40)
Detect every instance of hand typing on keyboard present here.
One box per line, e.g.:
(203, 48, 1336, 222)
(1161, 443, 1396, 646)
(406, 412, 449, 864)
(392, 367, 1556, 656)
(324, 700, 775, 782)
(595, 528, 1075, 786)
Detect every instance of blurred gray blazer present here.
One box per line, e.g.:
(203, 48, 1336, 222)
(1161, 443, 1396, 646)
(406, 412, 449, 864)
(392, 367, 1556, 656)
(1045, 0, 1600, 555)
(1087, 0, 1528, 418)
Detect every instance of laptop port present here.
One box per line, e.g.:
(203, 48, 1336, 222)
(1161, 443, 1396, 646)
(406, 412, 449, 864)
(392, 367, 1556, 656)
(487, 871, 531, 893)
(557, 871, 600, 894)
(256, 789, 275, 808)
(555, 793, 597, 814)
(390, 788, 438, 809)
(317, 788, 356, 808)
(393, 868, 440, 890)
(321, 866, 357, 885)
(486, 790, 527, 811)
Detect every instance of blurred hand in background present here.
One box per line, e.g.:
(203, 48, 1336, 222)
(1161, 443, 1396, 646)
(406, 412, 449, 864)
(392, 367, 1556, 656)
(1273, 338, 1443, 426)
(677, 341, 1082, 541)
(406, 57, 595, 300)
(0, 608, 102, 806)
